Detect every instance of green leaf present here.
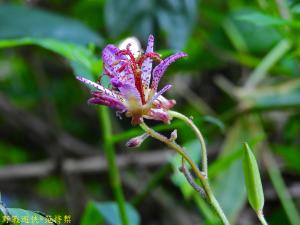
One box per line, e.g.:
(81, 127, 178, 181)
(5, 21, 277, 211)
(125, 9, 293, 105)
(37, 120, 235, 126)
(0, 4, 104, 80)
(0, 4, 103, 46)
(230, 10, 282, 53)
(0, 38, 99, 80)
(156, 0, 197, 49)
(235, 11, 287, 27)
(104, 0, 197, 49)
(0, 208, 56, 225)
(243, 143, 264, 212)
(213, 160, 246, 222)
(291, 4, 300, 14)
(212, 115, 265, 223)
(80, 201, 140, 225)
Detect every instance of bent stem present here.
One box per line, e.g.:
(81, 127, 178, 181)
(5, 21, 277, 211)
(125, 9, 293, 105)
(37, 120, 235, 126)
(140, 122, 230, 225)
(168, 110, 208, 175)
(257, 210, 268, 225)
(99, 106, 130, 225)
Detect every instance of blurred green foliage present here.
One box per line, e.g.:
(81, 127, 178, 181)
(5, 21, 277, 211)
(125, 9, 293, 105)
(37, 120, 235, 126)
(0, 0, 299, 225)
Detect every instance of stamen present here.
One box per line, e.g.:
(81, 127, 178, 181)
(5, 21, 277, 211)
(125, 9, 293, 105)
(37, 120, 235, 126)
(116, 48, 137, 69)
(117, 62, 129, 73)
(114, 47, 146, 104)
(137, 52, 161, 67)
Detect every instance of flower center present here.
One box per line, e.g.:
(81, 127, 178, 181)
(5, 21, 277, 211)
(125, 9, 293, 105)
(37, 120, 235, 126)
(115, 44, 161, 105)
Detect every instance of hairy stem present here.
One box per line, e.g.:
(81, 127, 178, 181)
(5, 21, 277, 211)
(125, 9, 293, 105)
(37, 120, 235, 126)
(168, 110, 208, 175)
(99, 107, 130, 225)
(140, 122, 230, 225)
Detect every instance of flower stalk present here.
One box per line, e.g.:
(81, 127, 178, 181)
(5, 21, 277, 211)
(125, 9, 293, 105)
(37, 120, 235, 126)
(139, 122, 230, 225)
(168, 110, 208, 175)
(257, 210, 268, 225)
(99, 106, 130, 225)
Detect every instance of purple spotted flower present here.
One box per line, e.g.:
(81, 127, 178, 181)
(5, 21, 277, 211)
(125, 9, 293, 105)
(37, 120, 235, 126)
(77, 35, 187, 125)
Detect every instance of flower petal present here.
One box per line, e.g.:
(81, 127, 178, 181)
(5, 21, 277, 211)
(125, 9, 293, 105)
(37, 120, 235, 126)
(102, 44, 135, 85)
(110, 77, 142, 105)
(153, 95, 176, 110)
(76, 76, 123, 101)
(126, 133, 149, 148)
(145, 108, 171, 123)
(89, 91, 126, 111)
(118, 83, 142, 109)
(151, 52, 187, 91)
(147, 84, 172, 106)
(141, 34, 154, 89)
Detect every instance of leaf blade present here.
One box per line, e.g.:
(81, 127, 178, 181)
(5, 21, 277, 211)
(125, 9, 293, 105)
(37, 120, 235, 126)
(80, 201, 140, 225)
(242, 143, 264, 212)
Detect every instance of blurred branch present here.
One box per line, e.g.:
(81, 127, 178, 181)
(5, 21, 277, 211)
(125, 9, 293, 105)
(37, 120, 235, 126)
(172, 75, 215, 115)
(245, 39, 291, 89)
(275, 0, 291, 20)
(222, 18, 248, 53)
(0, 93, 97, 156)
(214, 75, 239, 99)
(0, 150, 173, 180)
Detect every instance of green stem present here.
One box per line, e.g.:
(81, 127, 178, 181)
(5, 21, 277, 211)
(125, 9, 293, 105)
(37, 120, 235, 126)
(99, 106, 130, 225)
(140, 122, 230, 225)
(257, 210, 268, 225)
(168, 110, 208, 175)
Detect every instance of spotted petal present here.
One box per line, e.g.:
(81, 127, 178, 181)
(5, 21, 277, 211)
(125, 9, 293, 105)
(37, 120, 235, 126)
(89, 91, 126, 111)
(151, 52, 187, 91)
(118, 83, 142, 107)
(141, 34, 154, 89)
(76, 76, 122, 97)
(145, 108, 171, 123)
(147, 84, 172, 106)
(102, 44, 135, 85)
(153, 95, 176, 110)
(76, 76, 123, 101)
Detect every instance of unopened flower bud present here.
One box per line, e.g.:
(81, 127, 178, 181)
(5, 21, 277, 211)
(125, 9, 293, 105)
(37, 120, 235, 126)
(126, 133, 149, 148)
(169, 129, 177, 142)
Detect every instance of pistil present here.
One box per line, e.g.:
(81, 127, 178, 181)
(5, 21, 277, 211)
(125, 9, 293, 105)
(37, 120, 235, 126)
(116, 45, 146, 104)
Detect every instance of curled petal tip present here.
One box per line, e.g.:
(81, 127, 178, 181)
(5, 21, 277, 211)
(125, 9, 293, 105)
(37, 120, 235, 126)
(148, 34, 154, 42)
(180, 52, 188, 57)
(151, 52, 188, 91)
